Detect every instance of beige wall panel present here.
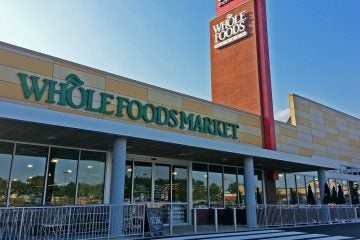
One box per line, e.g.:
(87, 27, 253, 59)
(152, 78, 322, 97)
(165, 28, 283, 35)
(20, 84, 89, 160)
(0, 64, 51, 86)
(238, 133, 262, 146)
(324, 118, 336, 128)
(53, 64, 105, 89)
(0, 49, 53, 77)
(238, 114, 261, 128)
(49, 106, 103, 119)
(299, 147, 314, 157)
(146, 122, 186, 135)
(280, 136, 299, 146)
(182, 98, 212, 116)
(106, 78, 147, 100)
(293, 102, 310, 113)
(147, 88, 182, 108)
(212, 106, 238, 122)
(279, 143, 299, 154)
(238, 124, 261, 136)
(279, 126, 297, 138)
(296, 117, 311, 127)
(0, 80, 28, 101)
(313, 136, 326, 145)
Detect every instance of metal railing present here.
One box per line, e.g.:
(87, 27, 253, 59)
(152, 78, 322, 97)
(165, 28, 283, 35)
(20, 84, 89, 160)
(256, 204, 358, 228)
(0, 204, 145, 240)
(191, 205, 359, 234)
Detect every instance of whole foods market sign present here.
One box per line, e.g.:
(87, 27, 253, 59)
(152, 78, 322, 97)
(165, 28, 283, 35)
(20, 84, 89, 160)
(17, 72, 240, 139)
(213, 11, 247, 49)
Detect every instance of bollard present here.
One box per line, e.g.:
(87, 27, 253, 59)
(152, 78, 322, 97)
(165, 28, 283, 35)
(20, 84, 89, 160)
(233, 208, 237, 231)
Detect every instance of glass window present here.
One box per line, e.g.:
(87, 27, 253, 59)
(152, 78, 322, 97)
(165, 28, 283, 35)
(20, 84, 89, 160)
(10, 144, 48, 206)
(172, 166, 187, 202)
(305, 176, 316, 201)
(76, 151, 106, 204)
(124, 161, 133, 203)
(276, 173, 287, 204)
(238, 168, 245, 205)
(342, 180, 350, 204)
(154, 164, 170, 202)
(209, 165, 223, 208)
(224, 167, 237, 206)
(296, 175, 307, 204)
(286, 174, 298, 204)
(46, 148, 79, 205)
(0, 142, 14, 206)
(133, 162, 152, 202)
(192, 163, 208, 208)
(254, 169, 263, 204)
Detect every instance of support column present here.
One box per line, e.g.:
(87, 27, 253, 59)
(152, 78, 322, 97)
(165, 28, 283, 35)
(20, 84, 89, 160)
(110, 137, 127, 236)
(318, 169, 326, 204)
(244, 156, 257, 227)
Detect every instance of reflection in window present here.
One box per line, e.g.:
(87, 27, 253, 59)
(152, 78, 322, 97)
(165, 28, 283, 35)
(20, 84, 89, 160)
(209, 165, 223, 208)
(10, 144, 48, 206)
(296, 175, 307, 204)
(342, 180, 350, 204)
(276, 173, 287, 204)
(133, 162, 152, 202)
(192, 163, 208, 208)
(77, 151, 106, 204)
(224, 167, 237, 206)
(286, 174, 298, 204)
(306, 176, 316, 201)
(0, 142, 14, 206)
(238, 169, 245, 205)
(124, 161, 133, 203)
(154, 164, 170, 202)
(254, 169, 263, 204)
(46, 148, 79, 205)
(172, 166, 187, 202)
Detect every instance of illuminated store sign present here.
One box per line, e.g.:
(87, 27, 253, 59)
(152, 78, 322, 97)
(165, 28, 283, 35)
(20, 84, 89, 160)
(218, 0, 234, 7)
(213, 11, 247, 49)
(17, 72, 240, 139)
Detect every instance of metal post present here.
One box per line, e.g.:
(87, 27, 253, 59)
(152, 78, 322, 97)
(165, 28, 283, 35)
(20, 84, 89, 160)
(18, 208, 25, 239)
(233, 208, 237, 231)
(318, 169, 326, 204)
(193, 209, 197, 234)
(108, 205, 112, 239)
(279, 205, 283, 227)
(110, 138, 127, 236)
(293, 206, 296, 226)
(244, 156, 257, 227)
(215, 208, 218, 232)
(67, 206, 72, 240)
(169, 205, 173, 235)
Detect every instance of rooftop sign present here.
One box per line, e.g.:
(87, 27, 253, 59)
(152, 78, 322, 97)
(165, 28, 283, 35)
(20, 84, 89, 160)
(213, 11, 247, 49)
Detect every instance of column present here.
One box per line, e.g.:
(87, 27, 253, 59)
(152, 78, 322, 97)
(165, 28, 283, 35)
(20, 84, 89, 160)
(110, 137, 127, 236)
(244, 156, 257, 227)
(318, 169, 326, 204)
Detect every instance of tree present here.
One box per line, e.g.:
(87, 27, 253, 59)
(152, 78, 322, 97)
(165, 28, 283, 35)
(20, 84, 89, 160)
(323, 182, 331, 204)
(352, 186, 359, 205)
(290, 187, 298, 205)
(256, 187, 262, 204)
(330, 186, 338, 204)
(307, 184, 316, 205)
(337, 184, 346, 204)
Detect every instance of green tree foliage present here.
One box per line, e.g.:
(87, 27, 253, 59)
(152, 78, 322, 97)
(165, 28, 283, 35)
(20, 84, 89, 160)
(323, 182, 331, 204)
(290, 187, 298, 205)
(307, 184, 316, 205)
(256, 187, 262, 204)
(337, 184, 346, 204)
(330, 186, 338, 204)
(352, 186, 359, 205)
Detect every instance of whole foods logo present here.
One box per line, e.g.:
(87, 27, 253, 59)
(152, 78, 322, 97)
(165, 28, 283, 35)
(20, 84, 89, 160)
(213, 11, 247, 49)
(218, 0, 234, 7)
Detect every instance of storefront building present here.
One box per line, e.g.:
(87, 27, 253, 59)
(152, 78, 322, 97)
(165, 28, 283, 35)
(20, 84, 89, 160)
(0, 0, 360, 236)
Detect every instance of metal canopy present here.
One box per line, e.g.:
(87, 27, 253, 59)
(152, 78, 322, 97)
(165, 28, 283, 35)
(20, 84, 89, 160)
(0, 117, 321, 172)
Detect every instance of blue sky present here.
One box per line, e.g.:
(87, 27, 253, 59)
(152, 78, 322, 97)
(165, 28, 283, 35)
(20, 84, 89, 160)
(1, 0, 359, 121)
